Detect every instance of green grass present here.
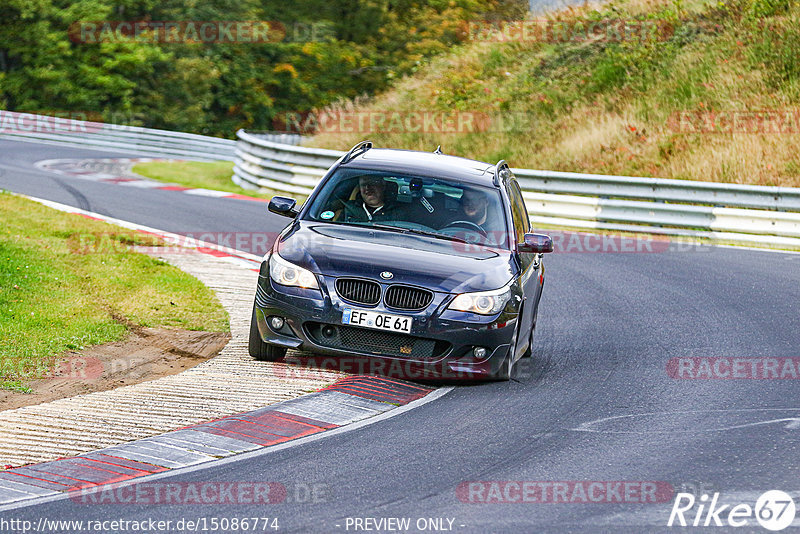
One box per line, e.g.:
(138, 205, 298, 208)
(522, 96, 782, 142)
(1, 380, 32, 394)
(132, 161, 276, 200)
(133, 160, 309, 204)
(0, 192, 229, 390)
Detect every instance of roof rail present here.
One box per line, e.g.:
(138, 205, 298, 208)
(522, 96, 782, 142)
(434, 145, 443, 155)
(493, 160, 510, 187)
(342, 140, 373, 164)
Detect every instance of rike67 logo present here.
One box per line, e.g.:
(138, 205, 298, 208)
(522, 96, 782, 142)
(668, 490, 796, 531)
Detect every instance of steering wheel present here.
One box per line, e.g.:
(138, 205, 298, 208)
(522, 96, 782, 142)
(442, 220, 488, 237)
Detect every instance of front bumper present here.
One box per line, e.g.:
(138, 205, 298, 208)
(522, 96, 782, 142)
(253, 272, 520, 381)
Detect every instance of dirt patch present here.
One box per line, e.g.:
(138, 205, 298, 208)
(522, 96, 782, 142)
(0, 328, 230, 411)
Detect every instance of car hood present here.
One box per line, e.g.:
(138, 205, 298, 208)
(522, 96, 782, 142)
(275, 222, 516, 293)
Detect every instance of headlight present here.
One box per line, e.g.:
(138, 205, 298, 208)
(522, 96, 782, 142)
(269, 253, 319, 289)
(447, 285, 512, 315)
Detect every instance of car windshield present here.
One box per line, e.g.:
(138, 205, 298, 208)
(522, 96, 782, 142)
(304, 168, 509, 249)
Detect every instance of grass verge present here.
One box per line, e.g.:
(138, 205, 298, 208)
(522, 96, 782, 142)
(132, 160, 295, 201)
(0, 191, 229, 391)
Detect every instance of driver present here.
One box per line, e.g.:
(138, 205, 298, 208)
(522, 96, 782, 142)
(461, 188, 490, 228)
(340, 176, 399, 223)
(453, 187, 506, 245)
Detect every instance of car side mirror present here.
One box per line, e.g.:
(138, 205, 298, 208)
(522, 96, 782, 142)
(269, 196, 298, 218)
(518, 233, 553, 254)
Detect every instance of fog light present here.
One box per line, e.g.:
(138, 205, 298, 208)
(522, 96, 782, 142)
(322, 325, 337, 338)
(270, 316, 285, 330)
(473, 347, 487, 359)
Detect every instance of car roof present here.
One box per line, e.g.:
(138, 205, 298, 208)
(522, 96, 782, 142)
(341, 148, 497, 187)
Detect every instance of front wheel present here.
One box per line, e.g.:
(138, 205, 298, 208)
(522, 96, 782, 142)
(249, 305, 287, 361)
(521, 305, 540, 358)
(493, 327, 519, 380)
(521, 323, 536, 358)
(493, 353, 513, 381)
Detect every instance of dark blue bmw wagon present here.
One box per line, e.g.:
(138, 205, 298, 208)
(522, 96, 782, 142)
(249, 142, 553, 380)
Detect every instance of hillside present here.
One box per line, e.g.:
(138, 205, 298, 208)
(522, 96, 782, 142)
(311, 0, 800, 187)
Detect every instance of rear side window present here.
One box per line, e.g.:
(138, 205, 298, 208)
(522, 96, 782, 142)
(507, 179, 529, 245)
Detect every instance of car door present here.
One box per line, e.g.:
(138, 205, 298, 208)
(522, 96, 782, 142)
(506, 176, 539, 358)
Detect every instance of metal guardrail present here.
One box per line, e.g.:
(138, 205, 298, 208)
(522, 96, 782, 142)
(232, 130, 341, 195)
(233, 129, 800, 247)
(0, 110, 236, 161)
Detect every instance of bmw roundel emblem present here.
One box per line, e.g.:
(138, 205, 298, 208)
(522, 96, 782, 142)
(380, 271, 394, 280)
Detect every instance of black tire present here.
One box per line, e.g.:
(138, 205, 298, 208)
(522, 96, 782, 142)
(521, 305, 540, 358)
(521, 327, 534, 358)
(493, 325, 519, 380)
(249, 305, 287, 361)
(521, 321, 536, 358)
(493, 353, 513, 381)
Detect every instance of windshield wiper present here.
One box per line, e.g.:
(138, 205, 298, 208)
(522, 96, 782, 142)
(365, 223, 412, 235)
(398, 227, 472, 244)
(411, 230, 470, 244)
(363, 223, 473, 245)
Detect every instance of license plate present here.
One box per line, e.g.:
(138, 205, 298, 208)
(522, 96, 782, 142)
(342, 308, 412, 334)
